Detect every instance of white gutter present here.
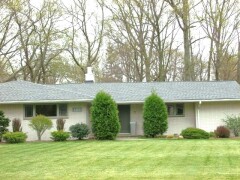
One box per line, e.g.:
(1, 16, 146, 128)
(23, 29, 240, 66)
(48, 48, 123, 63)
(0, 99, 92, 104)
(114, 99, 240, 104)
(195, 101, 202, 128)
(1, 98, 240, 104)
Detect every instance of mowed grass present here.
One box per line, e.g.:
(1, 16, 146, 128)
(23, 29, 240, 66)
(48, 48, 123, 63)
(0, 139, 240, 179)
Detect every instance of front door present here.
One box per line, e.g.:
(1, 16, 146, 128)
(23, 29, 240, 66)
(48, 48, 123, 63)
(118, 105, 130, 133)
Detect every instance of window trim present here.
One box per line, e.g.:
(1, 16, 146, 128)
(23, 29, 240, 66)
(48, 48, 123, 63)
(24, 104, 68, 119)
(166, 103, 185, 117)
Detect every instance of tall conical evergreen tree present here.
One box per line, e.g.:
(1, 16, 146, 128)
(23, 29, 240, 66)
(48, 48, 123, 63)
(91, 91, 120, 140)
(143, 92, 168, 137)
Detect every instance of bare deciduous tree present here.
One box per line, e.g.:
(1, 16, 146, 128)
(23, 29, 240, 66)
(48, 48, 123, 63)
(198, 0, 240, 81)
(105, 0, 178, 82)
(164, 0, 196, 81)
(9, 0, 65, 83)
(64, 0, 104, 79)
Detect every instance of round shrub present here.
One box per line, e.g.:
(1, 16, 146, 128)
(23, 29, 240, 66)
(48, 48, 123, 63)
(181, 128, 210, 139)
(69, 123, 90, 140)
(214, 126, 230, 138)
(51, 131, 70, 141)
(3, 132, 27, 143)
(91, 91, 120, 140)
(143, 92, 168, 137)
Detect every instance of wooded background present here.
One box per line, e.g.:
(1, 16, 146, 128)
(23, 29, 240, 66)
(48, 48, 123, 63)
(0, 0, 240, 83)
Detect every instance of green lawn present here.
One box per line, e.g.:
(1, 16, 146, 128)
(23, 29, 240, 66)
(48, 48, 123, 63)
(0, 139, 240, 179)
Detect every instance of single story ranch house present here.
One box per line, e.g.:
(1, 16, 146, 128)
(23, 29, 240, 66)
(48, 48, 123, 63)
(0, 80, 240, 141)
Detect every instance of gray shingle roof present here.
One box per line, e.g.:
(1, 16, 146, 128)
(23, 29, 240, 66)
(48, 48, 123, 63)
(0, 80, 240, 104)
(0, 81, 91, 103)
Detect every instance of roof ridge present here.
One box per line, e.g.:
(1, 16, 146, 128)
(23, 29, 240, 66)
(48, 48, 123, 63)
(50, 80, 238, 85)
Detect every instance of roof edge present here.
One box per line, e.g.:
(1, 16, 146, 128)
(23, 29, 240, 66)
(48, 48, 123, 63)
(1, 98, 240, 104)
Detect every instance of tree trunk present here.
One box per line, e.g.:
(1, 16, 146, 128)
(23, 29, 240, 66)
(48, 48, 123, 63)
(183, 29, 191, 81)
(237, 41, 240, 84)
(207, 39, 214, 81)
(182, 0, 191, 81)
(37, 132, 41, 141)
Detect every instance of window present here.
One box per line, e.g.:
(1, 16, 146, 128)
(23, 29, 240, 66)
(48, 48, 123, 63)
(59, 104, 68, 116)
(36, 105, 57, 116)
(25, 105, 33, 117)
(24, 104, 68, 118)
(167, 105, 175, 116)
(176, 104, 184, 115)
(167, 104, 184, 116)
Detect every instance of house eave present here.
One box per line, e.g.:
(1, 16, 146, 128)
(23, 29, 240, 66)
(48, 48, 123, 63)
(1, 98, 240, 105)
(116, 99, 240, 104)
(0, 99, 92, 104)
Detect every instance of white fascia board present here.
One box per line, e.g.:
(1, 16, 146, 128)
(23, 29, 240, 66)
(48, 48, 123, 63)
(0, 99, 92, 104)
(115, 100, 199, 104)
(198, 99, 240, 103)
(1, 98, 240, 105)
(116, 99, 240, 104)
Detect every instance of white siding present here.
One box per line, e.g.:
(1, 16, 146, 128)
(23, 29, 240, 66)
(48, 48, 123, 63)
(167, 103, 195, 134)
(0, 103, 88, 141)
(199, 101, 240, 132)
(130, 103, 196, 135)
(2, 101, 239, 140)
(0, 104, 23, 131)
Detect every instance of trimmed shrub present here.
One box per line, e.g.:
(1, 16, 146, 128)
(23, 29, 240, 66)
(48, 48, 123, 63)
(69, 123, 90, 140)
(222, 115, 240, 137)
(91, 91, 120, 140)
(3, 132, 27, 143)
(181, 128, 210, 139)
(12, 118, 22, 132)
(51, 131, 70, 141)
(143, 92, 168, 137)
(214, 126, 230, 138)
(0, 110, 10, 142)
(29, 115, 53, 141)
(56, 118, 66, 131)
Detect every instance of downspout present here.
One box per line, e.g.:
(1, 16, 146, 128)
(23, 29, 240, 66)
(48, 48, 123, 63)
(196, 101, 201, 128)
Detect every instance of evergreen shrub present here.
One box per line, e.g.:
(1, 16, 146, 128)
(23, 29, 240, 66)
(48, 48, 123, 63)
(69, 123, 90, 140)
(91, 91, 120, 140)
(3, 132, 27, 143)
(181, 128, 210, 139)
(143, 92, 168, 137)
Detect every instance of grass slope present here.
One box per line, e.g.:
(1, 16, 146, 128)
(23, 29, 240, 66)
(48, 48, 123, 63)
(0, 139, 240, 179)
